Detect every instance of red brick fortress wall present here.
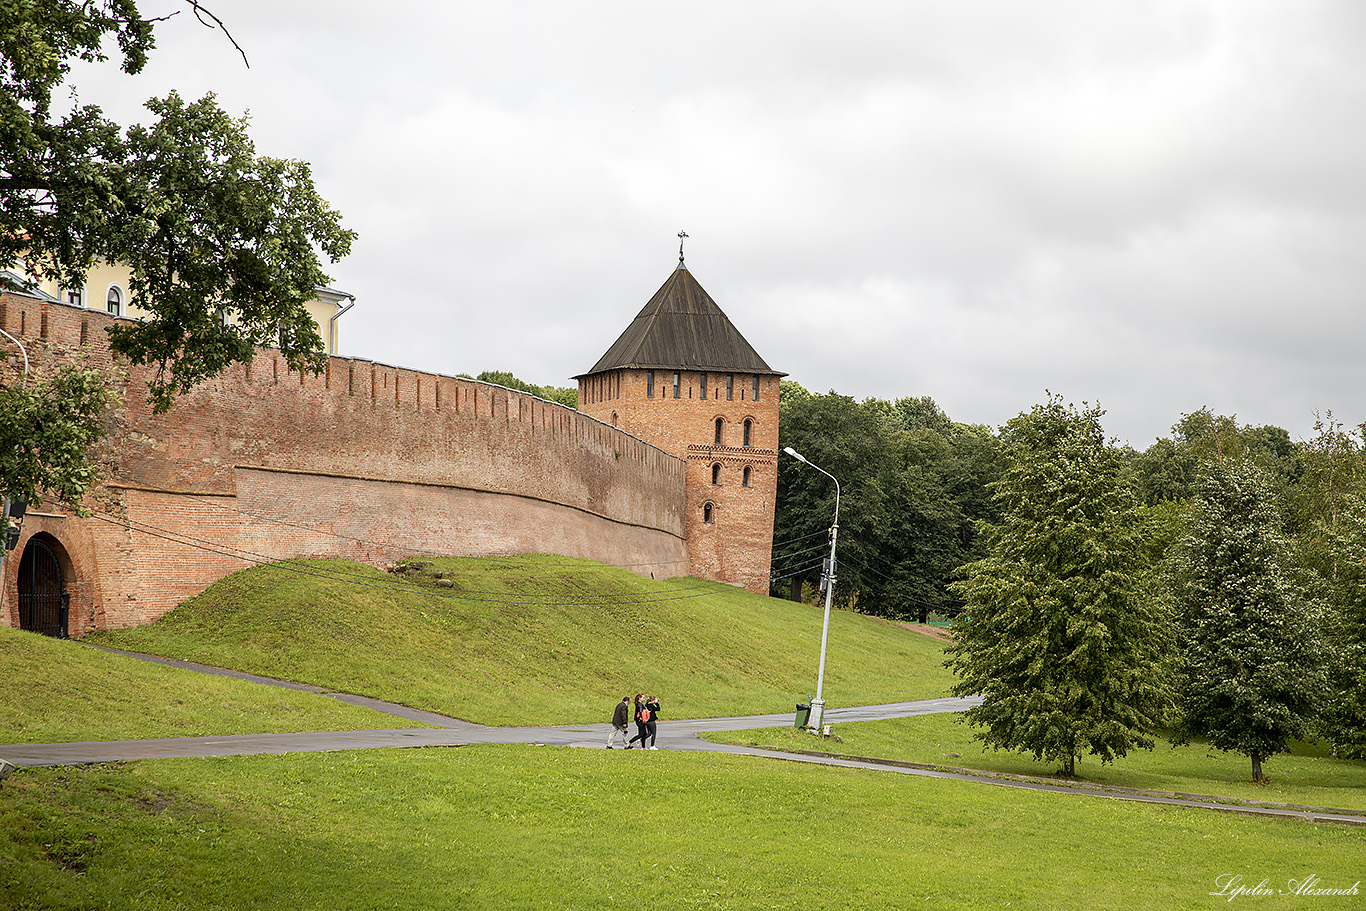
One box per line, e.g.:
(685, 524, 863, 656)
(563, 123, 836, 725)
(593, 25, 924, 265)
(0, 292, 689, 632)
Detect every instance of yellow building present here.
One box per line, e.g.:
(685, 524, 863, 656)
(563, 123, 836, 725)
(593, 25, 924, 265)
(4, 260, 354, 355)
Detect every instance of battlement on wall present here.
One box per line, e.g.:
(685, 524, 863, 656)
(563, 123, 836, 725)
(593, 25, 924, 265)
(0, 291, 680, 478)
(0, 291, 687, 536)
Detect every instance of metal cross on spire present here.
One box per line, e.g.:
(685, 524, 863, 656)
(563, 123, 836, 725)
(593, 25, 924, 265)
(678, 231, 689, 266)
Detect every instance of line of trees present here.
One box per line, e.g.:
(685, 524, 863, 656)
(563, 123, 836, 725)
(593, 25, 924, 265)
(772, 381, 1001, 623)
(775, 387, 1366, 779)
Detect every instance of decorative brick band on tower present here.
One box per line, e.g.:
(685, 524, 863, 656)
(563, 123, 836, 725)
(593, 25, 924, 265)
(575, 264, 784, 593)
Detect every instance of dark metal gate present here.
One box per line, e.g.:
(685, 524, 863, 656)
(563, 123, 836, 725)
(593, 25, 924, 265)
(18, 538, 68, 638)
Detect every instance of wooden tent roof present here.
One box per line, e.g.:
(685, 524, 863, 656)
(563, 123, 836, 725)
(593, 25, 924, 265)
(576, 265, 783, 379)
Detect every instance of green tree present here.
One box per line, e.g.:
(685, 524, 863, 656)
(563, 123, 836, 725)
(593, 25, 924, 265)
(0, 364, 115, 509)
(771, 384, 895, 608)
(772, 383, 999, 621)
(1168, 458, 1326, 781)
(1132, 408, 1298, 507)
(1, 1, 354, 411)
(945, 396, 1173, 776)
(467, 371, 577, 409)
(1290, 415, 1366, 757)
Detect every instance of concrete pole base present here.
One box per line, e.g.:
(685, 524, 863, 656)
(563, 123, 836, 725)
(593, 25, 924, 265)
(807, 698, 826, 732)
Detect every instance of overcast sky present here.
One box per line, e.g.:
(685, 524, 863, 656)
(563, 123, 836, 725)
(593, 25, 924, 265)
(70, 0, 1366, 447)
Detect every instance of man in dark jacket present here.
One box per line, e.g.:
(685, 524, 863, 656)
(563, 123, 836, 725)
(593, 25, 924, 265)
(606, 695, 631, 748)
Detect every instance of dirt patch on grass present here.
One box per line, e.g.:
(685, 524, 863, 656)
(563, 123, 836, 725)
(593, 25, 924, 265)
(898, 622, 953, 642)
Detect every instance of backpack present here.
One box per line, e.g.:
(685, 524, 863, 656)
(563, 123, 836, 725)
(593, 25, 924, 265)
(640, 707, 652, 723)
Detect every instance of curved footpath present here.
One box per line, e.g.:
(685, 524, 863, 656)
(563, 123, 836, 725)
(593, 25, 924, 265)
(2, 646, 1362, 827)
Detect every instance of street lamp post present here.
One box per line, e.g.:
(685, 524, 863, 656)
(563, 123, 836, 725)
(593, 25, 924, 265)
(783, 446, 839, 732)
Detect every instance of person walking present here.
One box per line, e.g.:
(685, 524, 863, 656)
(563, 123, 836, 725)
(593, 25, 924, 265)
(626, 693, 647, 749)
(606, 695, 631, 749)
(643, 694, 661, 749)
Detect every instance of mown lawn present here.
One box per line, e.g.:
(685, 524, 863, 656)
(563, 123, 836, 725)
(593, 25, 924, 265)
(87, 557, 954, 726)
(1, 745, 1360, 911)
(0, 626, 403, 744)
(708, 712, 1366, 812)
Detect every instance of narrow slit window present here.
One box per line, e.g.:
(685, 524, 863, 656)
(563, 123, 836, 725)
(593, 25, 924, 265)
(673, 371, 681, 399)
(753, 375, 760, 400)
(647, 370, 654, 398)
(743, 419, 752, 448)
(726, 374, 734, 401)
(742, 466, 752, 487)
(712, 463, 721, 485)
(700, 372, 707, 400)
(703, 502, 714, 524)
(714, 417, 723, 445)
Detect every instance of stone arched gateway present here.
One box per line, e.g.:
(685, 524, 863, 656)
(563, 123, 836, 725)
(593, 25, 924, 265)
(16, 534, 70, 638)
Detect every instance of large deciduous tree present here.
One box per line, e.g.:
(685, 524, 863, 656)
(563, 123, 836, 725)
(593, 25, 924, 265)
(945, 396, 1173, 776)
(1, 1, 352, 511)
(1168, 458, 1326, 781)
(1, 1, 354, 412)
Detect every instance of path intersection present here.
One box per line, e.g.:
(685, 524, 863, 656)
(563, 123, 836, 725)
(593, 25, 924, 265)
(2, 647, 1361, 826)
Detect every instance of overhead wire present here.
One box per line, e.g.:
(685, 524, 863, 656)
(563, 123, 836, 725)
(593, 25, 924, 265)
(86, 509, 738, 606)
(155, 483, 696, 571)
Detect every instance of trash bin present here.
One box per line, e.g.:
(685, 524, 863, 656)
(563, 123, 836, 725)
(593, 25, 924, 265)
(794, 703, 811, 729)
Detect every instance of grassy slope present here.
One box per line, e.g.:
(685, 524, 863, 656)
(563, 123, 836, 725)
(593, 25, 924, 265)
(710, 713, 1366, 811)
(87, 557, 953, 726)
(0, 626, 405, 743)
(1, 747, 1360, 911)
(4, 557, 1363, 908)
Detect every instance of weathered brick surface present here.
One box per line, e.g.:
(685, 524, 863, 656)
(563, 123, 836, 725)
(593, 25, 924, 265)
(579, 368, 780, 593)
(0, 293, 690, 632)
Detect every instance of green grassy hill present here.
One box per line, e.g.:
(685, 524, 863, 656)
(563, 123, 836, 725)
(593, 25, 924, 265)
(0, 625, 399, 743)
(87, 556, 953, 725)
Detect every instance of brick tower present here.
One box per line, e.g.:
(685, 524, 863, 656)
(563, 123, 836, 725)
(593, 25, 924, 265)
(576, 258, 784, 593)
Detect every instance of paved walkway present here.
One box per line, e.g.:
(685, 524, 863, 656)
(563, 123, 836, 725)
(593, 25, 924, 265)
(3, 646, 1362, 826)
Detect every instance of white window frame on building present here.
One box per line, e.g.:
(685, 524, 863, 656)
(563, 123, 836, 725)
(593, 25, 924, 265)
(106, 285, 123, 317)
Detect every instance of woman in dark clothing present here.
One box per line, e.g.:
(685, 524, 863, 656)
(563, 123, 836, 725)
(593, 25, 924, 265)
(644, 695, 661, 749)
(626, 693, 647, 749)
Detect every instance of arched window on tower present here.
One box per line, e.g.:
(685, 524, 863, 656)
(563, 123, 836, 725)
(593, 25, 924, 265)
(714, 417, 723, 445)
(712, 463, 721, 485)
(106, 286, 123, 316)
(703, 502, 714, 524)
(742, 465, 752, 487)
(743, 419, 752, 448)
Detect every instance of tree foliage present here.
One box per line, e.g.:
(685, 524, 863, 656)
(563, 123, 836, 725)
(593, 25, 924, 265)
(1131, 407, 1299, 507)
(771, 382, 999, 621)
(1, 1, 354, 411)
(1167, 458, 1326, 781)
(945, 396, 1173, 776)
(466, 371, 577, 409)
(1290, 415, 1366, 757)
(0, 366, 115, 509)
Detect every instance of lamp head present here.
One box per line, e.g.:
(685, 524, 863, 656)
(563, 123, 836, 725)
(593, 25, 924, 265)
(783, 446, 806, 463)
